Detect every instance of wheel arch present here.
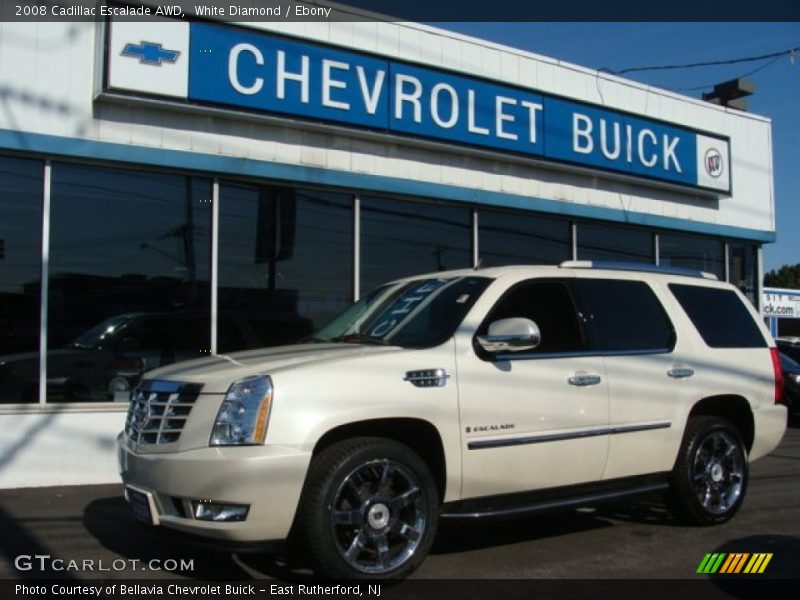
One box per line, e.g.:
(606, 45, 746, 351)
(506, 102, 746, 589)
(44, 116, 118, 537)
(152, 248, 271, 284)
(688, 395, 755, 453)
(311, 418, 447, 501)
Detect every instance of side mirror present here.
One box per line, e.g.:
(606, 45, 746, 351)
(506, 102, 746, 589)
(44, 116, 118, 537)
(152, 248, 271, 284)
(476, 317, 541, 354)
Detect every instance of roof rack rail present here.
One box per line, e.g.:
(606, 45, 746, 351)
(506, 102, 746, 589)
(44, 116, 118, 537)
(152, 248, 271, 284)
(559, 260, 718, 280)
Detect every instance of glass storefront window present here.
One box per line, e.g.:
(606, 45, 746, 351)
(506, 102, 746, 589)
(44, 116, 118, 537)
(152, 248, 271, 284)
(728, 242, 758, 306)
(478, 209, 571, 266)
(659, 232, 725, 280)
(360, 196, 472, 294)
(0, 157, 43, 404)
(577, 222, 654, 264)
(0, 152, 764, 403)
(218, 184, 352, 352)
(47, 163, 211, 402)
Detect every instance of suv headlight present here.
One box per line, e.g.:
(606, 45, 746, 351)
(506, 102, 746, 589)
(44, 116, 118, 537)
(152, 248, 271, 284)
(210, 375, 273, 446)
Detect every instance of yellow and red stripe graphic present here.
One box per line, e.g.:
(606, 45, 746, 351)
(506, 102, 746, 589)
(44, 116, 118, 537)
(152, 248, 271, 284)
(696, 553, 773, 574)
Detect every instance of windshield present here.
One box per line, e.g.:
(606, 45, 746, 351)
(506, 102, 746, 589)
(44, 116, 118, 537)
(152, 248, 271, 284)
(70, 315, 134, 349)
(310, 276, 492, 348)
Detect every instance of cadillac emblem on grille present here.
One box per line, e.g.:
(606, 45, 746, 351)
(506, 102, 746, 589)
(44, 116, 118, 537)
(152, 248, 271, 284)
(125, 380, 202, 445)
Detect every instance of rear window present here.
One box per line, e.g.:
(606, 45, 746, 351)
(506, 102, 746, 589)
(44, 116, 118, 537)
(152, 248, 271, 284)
(669, 284, 766, 348)
(577, 279, 675, 353)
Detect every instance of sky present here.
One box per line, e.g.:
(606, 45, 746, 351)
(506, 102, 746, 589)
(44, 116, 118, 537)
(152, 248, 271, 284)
(434, 23, 800, 272)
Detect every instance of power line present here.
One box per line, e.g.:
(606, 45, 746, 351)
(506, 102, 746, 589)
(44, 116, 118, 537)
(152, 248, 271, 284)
(607, 45, 799, 76)
(672, 56, 785, 93)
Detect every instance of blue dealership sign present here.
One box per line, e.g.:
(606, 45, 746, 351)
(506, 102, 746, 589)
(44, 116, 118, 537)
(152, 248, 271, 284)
(107, 20, 730, 194)
(189, 23, 389, 128)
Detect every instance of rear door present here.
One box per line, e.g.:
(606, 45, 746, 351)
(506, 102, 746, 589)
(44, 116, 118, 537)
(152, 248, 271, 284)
(574, 277, 696, 479)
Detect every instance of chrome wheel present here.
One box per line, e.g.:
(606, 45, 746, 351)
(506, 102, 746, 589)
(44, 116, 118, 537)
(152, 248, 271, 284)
(691, 430, 745, 515)
(670, 416, 749, 525)
(330, 459, 427, 574)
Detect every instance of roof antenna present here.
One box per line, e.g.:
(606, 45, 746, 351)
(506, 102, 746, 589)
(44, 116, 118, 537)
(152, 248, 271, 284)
(474, 258, 483, 271)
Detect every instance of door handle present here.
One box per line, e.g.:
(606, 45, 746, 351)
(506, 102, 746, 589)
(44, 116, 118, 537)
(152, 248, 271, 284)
(568, 373, 602, 386)
(668, 366, 695, 379)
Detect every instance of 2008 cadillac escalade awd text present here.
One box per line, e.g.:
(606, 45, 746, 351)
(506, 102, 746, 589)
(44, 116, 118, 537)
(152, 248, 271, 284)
(118, 263, 787, 579)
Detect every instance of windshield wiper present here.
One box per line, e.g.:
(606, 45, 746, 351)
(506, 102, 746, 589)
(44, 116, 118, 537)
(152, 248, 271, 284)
(331, 333, 389, 345)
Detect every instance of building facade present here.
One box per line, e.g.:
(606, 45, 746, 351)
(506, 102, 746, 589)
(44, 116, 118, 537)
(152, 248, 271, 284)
(0, 11, 775, 487)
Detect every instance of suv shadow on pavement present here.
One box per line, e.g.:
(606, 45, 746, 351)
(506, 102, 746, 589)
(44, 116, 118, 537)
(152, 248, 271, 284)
(788, 412, 800, 430)
(431, 510, 614, 555)
(224, 510, 616, 579)
(82, 494, 246, 580)
(84, 491, 621, 580)
(591, 494, 685, 527)
(705, 535, 800, 593)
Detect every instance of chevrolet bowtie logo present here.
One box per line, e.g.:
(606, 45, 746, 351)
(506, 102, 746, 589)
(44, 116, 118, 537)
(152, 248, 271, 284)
(121, 41, 180, 66)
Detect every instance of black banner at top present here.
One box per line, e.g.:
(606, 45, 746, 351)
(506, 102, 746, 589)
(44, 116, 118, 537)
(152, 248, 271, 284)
(2, 0, 800, 22)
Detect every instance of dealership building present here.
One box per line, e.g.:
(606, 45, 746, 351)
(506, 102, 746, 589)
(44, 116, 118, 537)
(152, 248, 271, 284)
(0, 6, 776, 488)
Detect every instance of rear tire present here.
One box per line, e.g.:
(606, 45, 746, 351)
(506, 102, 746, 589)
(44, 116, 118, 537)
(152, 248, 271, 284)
(299, 437, 439, 579)
(669, 416, 748, 525)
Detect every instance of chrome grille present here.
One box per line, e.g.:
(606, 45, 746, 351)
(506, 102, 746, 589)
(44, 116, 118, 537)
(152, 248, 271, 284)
(125, 380, 203, 445)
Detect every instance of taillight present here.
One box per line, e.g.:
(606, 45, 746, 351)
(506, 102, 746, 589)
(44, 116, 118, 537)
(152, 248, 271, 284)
(770, 347, 785, 405)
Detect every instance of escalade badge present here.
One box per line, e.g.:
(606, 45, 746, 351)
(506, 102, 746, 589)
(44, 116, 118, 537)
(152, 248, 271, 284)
(466, 424, 515, 434)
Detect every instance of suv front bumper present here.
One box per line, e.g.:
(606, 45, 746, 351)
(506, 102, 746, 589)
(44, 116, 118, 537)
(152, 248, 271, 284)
(117, 433, 311, 542)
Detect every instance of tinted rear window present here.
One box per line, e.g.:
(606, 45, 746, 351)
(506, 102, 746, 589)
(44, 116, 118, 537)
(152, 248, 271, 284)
(669, 284, 766, 348)
(577, 279, 674, 353)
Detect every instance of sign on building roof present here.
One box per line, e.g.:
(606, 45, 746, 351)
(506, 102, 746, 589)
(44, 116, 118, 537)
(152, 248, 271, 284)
(104, 19, 732, 195)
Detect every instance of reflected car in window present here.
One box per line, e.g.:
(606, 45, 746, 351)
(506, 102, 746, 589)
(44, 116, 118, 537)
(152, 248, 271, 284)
(776, 337, 800, 365)
(0, 312, 209, 403)
(0, 309, 316, 404)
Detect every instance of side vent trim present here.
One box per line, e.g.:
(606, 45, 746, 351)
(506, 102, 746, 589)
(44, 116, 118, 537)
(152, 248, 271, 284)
(404, 369, 449, 388)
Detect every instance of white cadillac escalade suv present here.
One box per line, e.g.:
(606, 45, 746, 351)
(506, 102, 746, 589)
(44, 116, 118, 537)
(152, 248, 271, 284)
(118, 262, 787, 579)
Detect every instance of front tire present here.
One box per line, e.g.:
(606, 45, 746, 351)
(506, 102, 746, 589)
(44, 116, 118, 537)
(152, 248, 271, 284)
(299, 437, 439, 579)
(669, 416, 748, 525)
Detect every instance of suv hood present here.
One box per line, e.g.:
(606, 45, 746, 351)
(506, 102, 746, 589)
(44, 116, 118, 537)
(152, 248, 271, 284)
(142, 343, 402, 393)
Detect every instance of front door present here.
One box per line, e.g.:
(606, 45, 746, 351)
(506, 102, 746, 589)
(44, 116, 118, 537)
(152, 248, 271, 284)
(456, 279, 610, 499)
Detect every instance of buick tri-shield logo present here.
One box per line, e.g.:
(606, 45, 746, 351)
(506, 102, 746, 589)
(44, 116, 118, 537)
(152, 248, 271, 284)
(121, 41, 180, 66)
(704, 148, 724, 179)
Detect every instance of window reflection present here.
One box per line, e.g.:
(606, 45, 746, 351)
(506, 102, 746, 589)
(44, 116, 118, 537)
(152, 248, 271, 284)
(360, 196, 472, 294)
(577, 222, 653, 264)
(0, 153, 761, 404)
(728, 242, 757, 305)
(0, 157, 43, 404)
(218, 184, 352, 352)
(660, 232, 724, 279)
(46, 164, 211, 402)
(479, 209, 571, 266)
